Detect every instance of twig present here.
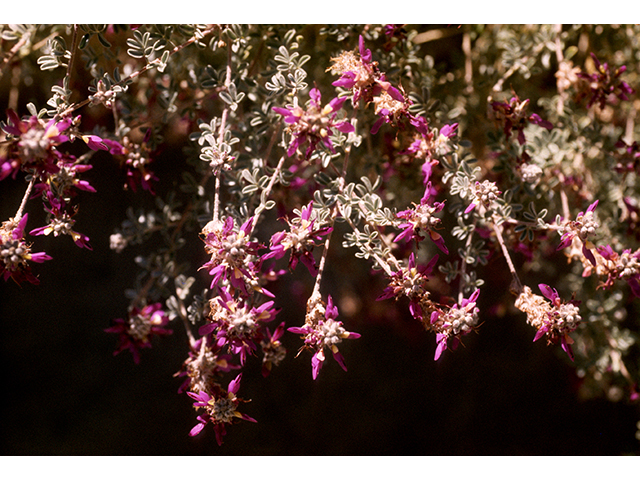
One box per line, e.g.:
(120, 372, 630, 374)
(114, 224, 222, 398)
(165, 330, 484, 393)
(491, 215, 523, 295)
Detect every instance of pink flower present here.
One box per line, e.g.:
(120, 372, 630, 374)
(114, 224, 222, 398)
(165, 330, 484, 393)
(288, 295, 360, 379)
(200, 216, 267, 296)
(557, 200, 599, 266)
(595, 244, 640, 298)
(29, 192, 92, 250)
(491, 93, 553, 145)
(577, 52, 635, 109)
(187, 373, 256, 445)
(532, 284, 581, 361)
(262, 202, 333, 275)
(105, 303, 172, 364)
(0, 214, 52, 285)
(199, 287, 279, 365)
(273, 87, 353, 158)
(430, 290, 480, 361)
(395, 183, 448, 254)
(377, 252, 439, 322)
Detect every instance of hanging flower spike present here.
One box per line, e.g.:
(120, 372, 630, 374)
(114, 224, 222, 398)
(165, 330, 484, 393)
(557, 200, 599, 266)
(187, 373, 256, 445)
(1, 214, 52, 285)
(517, 285, 580, 361)
(288, 294, 360, 380)
(395, 182, 448, 254)
(430, 289, 480, 361)
(376, 252, 439, 322)
(261, 202, 333, 275)
(104, 303, 172, 364)
(273, 88, 353, 159)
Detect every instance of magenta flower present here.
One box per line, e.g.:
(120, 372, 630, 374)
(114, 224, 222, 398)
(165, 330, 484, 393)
(1, 214, 52, 285)
(175, 337, 240, 394)
(273, 87, 354, 158)
(596, 245, 640, 298)
(261, 202, 333, 275)
(377, 252, 439, 322)
(330, 35, 406, 110)
(200, 216, 267, 296)
(288, 295, 360, 379)
(1, 109, 72, 180)
(556, 200, 599, 266)
(577, 52, 635, 109)
(395, 183, 448, 254)
(188, 373, 257, 445)
(30, 192, 92, 250)
(199, 287, 279, 365)
(532, 284, 581, 361)
(105, 303, 173, 364)
(430, 289, 480, 361)
(260, 322, 287, 377)
(401, 121, 457, 184)
(491, 93, 553, 145)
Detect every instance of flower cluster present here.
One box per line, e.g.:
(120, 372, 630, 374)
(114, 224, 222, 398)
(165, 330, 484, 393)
(395, 186, 448, 253)
(576, 52, 635, 109)
(261, 202, 333, 275)
(377, 252, 440, 322)
(429, 290, 481, 361)
(490, 93, 553, 145)
(592, 245, 640, 298)
(200, 216, 266, 296)
(515, 285, 581, 361)
(188, 373, 256, 445)
(464, 180, 501, 214)
(0, 214, 51, 285)
(175, 337, 239, 395)
(273, 87, 354, 158)
(104, 303, 172, 364)
(556, 200, 599, 266)
(288, 294, 361, 379)
(199, 287, 278, 365)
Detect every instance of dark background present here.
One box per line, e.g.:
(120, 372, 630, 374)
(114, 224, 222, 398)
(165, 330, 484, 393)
(1, 147, 639, 455)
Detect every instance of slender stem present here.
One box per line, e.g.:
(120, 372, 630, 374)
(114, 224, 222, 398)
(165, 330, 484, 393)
(553, 24, 566, 116)
(249, 154, 286, 235)
(177, 295, 196, 348)
(491, 215, 523, 295)
(457, 223, 475, 304)
(14, 177, 35, 223)
(310, 216, 335, 302)
(212, 41, 233, 223)
(462, 28, 473, 95)
(64, 25, 80, 105)
(0, 29, 32, 78)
